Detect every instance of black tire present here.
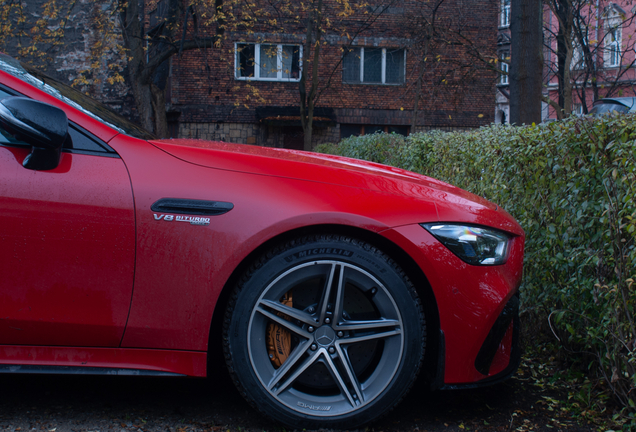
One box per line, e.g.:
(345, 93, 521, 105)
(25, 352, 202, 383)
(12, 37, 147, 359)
(223, 235, 425, 429)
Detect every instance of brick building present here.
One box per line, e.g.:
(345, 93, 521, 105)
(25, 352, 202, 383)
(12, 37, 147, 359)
(1, 0, 497, 147)
(495, 0, 511, 124)
(167, 0, 498, 148)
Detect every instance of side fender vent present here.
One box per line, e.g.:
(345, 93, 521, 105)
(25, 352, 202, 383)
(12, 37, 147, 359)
(151, 198, 234, 216)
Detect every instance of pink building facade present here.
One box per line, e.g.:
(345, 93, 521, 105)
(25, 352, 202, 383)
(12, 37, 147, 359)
(497, 0, 636, 122)
(544, 1, 636, 119)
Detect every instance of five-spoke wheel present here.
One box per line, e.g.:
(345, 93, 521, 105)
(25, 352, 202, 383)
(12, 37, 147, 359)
(224, 236, 425, 429)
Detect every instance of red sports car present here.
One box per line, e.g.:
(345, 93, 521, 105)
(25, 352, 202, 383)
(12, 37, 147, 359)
(0, 54, 524, 429)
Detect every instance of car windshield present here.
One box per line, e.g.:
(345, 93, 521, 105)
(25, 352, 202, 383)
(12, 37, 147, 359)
(589, 102, 630, 116)
(0, 54, 156, 140)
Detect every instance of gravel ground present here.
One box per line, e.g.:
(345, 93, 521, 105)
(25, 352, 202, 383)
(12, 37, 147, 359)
(0, 359, 604, 432)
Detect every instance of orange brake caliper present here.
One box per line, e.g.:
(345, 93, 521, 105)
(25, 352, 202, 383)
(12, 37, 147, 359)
(266, 291, 293, 368)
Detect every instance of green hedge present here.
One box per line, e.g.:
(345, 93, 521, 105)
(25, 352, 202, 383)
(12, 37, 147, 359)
(317, 117, 636, 410)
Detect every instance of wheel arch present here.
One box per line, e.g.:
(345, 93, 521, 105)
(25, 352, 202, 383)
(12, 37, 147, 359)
(206, 223, 442, 386)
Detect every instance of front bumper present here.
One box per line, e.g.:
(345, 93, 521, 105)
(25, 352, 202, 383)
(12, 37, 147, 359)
(382, 223, 524, 385)
(441, 293, 521, 389)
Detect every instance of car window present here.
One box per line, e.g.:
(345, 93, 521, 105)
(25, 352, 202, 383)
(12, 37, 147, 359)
(0, 88, 13, 100)
(0, 121, 22, 146)
(0, 54, 155, 140)
(0, 87, 25, 146)
(589, 103, 629, 115)
(67, 125, 118, 156)
(0, 122, 117, 157)
(0, 84, 118, 156)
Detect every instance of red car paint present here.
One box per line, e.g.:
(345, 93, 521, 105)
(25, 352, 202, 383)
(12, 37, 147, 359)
(0, 61, 524, 389)
(0, 145, 134, 347)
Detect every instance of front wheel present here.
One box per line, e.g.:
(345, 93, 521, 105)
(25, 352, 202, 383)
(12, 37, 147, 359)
(223, 236, 426, 429)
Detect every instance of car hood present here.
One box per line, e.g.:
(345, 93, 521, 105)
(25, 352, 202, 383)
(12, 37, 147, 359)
(149, 139, 523, 235)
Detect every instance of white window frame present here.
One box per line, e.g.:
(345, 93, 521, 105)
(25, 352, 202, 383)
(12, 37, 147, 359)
(604, 9, 622, 68)
(235, 43, 303, 82)
(499, 54, 509, 85)
(606, 28, 621, 67)
(570, 33, 588, 70)
(344, 47, 406, 85)
(500, 0, 511, 27)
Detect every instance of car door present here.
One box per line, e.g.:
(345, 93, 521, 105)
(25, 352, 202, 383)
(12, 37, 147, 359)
(0, 88, 136, 347)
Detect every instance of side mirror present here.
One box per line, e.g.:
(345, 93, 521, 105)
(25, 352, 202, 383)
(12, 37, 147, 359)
(0, 97, 68, 170)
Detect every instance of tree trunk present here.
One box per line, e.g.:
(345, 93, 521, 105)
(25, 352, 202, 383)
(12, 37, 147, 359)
(300, 0, 323, 152)
(151, 83, 169, 138)
(119, 0, 171, 137)
(411, 41, 430, 131)
(121, 0, 153, 132)
(547, 0, 576, 119)
(510, 0, 543, 124)
(128, 73, 170, 137)
(563, 47, 573, 116)
(130, 78, 156, 132)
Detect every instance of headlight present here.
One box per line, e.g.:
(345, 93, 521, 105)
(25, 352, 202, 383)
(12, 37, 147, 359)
(421, 223, 510, 265)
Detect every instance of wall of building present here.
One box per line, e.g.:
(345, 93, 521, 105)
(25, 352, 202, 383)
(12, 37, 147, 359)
(178, 122, 340, 147)
(5, 0, 498, 147)
(1, 0, 136, 122)
(168, 0, 498, 147)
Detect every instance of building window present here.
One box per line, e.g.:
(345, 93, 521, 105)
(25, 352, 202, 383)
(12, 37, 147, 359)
(499, 53, 509, 85)
(235, 43, 302, 81)
(605, 27, 621, 66)
(500, 0, 510, 27)
(343, 48, 405, 85)
(571, 39, 586, 70)
(604, 10, 622, 67)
